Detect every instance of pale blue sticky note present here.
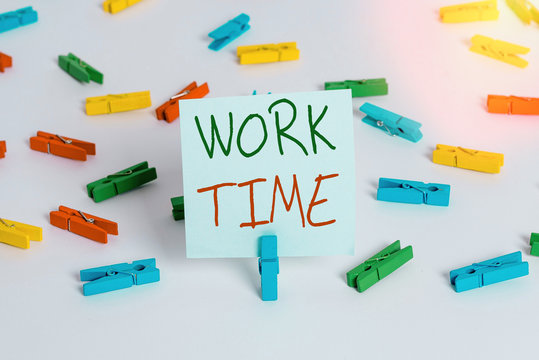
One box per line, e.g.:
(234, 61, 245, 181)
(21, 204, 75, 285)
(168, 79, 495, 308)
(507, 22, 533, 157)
(179, 90, 356, 258)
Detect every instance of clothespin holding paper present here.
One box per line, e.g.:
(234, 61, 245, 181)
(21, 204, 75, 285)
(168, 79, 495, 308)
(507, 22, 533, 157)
(433, 144, 504, 173)
(208, 13, 250, 51)
(156, 82, 209, 123)
(439, 0, 499, 23)
(103, 0, 143, 14)
(0, 52, 12, 72)
(359, 102, 423, 142)
(325, 79, 388, 97)
(29, 131, 96, 161)
(87, 161, 157, 202)
(58, 53, 103, 84)
(470, 35, 529, 68)
(487, 95, 539, 115)
(0, 6, 38, 34)
(0, 218, 42, 249)
(450, 252, 528, 292)
(80, 258, 160, 296)
(506, 0, 539, 24)
(170, 196, 184, 221)
(258, 235, 279, 301)
(377, 178, 450, 206)
(50, 206, 118, 243)
(85, 91, 151, 115)
(0, 140, 6, 158)
(237, 42, 299, 64)
(346, 240, 413, 292)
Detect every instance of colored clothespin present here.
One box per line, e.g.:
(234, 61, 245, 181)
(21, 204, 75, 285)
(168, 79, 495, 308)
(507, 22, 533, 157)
(50, 206, 118, 243)
(487, 95, 539, 115)
(58, 53, 103, 84)
(450, 252, 528, 292)
(359, 102, 423, 142)
(0, 140, 6, 158)
(252, 90, 271, 95)
(29, 131, 96, 161)
(507, 0, 539, 24)
(346, 240, 413, 292)
(377, 178, 450, 206)
(258, 235, 279, 301)
(103, 0, 143, 14)
(80, 258, 160, 296)
(433, 144, 504, 173)
(530, 233, 539, 256)
(85, 91, 151, 115)
(325, 79, 388, 97)
(87, 161, 157, 203)
(439, 0, 499, 23)
(0, 218, 42, 249)
(0, 52, 12, 72)
(237, 42, 299, 64)
(208, 13, 250, 51)
(0, 6, 38, 34)
(171, 196, 184, 221)
(155, 82, 209, 123)
(470, 35, 529, 68)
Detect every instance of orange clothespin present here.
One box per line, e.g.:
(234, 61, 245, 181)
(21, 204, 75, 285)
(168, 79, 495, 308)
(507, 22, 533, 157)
(29, 131, 96, 161)
(50, 206, 118, 243)
(0, 140, 6, 158)
(155, 82, 209, 123)
(487, 95, 539, 115)
(0, 52, 12, 72)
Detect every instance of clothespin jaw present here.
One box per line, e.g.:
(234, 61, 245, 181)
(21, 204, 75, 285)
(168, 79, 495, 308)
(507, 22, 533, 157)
(440, 0, 499, 23)
(80, 258, 160, 296)
(433, 144, 504, 173)
(85, 91, 152, 115)
(346, 240, 413, 292)
(450, 252, 528, 292)
(87, 161, 158, 203)
(258, 235, 279, 301)
(487, 95, 539, 115)
(0, 218, 42, 249)
(359, 102, 423, 142)
(58, 53, 103, 84)
(376, 178, 450, 206)
(208, 13, 250, 51)
(0, 52, 12, 73)
(171, 196, 185, 221)
(0, 140, 6, 158)
(506, 0, 539, 24)
(103, 0, 143, 14)
(470, 35, 529, 68)
(50, 206, 118, 243)
(325, 79, 388, 97)
(237, 42, 300, 64)
(0, 7, 38, 33)
(29, 131, 96, 161)
(156, 82, 210, 123)
(530, 233, 539, 256)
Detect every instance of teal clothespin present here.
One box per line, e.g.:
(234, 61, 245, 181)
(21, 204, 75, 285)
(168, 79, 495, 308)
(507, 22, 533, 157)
(259, 235, 279, 301)
(346, 240, 413, 292)
(0, 6, 38, 34)
(325, 78, 388, 97)
(58, 53, 103, 84)
(87, 161, 157, 203)
(208, 13, 250, 51)
(171, 196, 184, 220)
(530, 233, 539, 256)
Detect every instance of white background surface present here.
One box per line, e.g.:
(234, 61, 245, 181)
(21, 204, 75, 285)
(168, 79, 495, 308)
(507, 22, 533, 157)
(1, 1, 538, 359)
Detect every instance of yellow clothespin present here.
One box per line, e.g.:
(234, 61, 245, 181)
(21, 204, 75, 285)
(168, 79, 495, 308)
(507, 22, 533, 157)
(440, 0, 499, 23)
(470, 35, 529, 68)
(506, 0, 539, 24)
(237, 42, 300, 65)
(432, 144, 504, 173)
(0, 218, 42, 249)
(85, 91, 152, 115)
(103, 0, 143, 14)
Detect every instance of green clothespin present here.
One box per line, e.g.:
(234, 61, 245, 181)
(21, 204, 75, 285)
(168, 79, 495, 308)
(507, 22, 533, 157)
(58, 53, 103, 84)
(530, 233, 539, 256)
(324, 78, 388, 97)
(87, 161, 157, 203)
(346, 240, 413, 292)
(171, 196, 184, 220)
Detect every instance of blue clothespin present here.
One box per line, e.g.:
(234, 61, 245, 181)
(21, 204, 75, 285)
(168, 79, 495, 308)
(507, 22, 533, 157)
(0, 7, 38, 34)
(258, 235, 279, 301)
(80, 258, 160, 296)
(450, 252, 528, 293)
(359, 102, 423, 142)
(252, 90, 271, 95)
(208, 13, 250, 51)
(377, 178, 450, 206)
